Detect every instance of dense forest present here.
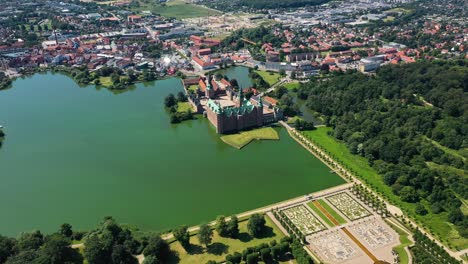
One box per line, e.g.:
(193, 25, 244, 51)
(297, 60, 467, 237)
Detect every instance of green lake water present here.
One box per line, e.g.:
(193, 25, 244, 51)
(0, 72, 344, 236)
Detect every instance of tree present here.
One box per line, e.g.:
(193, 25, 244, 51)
(17, 231, 44, 251)
(111, 245, 138, 264)
(400, 186, 419, 203)
(142, 235, 170, 262)
(415, 203, 428, 216)
(164, 94, 177, 108)
(279, 69, 286, 77)
(291, 71, 297, 79)
(197, 224, 213, 248)
(142, 255, 159, 264)
(247, 214, 266, 237)
(0, 235, 17, 263)
(37, 234, 83, 264)
(227, 216, 239, 238)
(177, 92, 187, 102)
(84, 234, 109, 264)
(246, 253, 259, 264)
(274, 86, 288, 99)
(173, 226, 190, 248)
(260, 248, 272, 262)
(59, 223, 73, 238)
(216, 216, 229, 237)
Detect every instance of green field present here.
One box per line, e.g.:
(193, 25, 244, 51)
(317, 200, 347, 224)
(136, 0, 221, 19)
(386, 7, 412, 14)
(220, 127, 279, 149)
(307, 202, 335, 227)
(170, 215, 286, 264)
(283, 82, 300, 90)
(386, 220, 412, 264)
(254, 70, 281, 86)
(177, 102, 192, 113)
(98, 76, 113, 87)
(187, 84, 198, 92)
(302, 127, 468, 250)
(286, 116, 303, 125)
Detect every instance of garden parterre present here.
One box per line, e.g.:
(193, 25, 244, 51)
(282, 205, 326, 235)
(326, 192, 371, 221)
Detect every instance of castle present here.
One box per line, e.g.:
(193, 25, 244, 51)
(184, 75, 283, 134)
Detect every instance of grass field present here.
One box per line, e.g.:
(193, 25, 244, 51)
(254, 70, 281, 86)
(386, 220, 412, 264)
(302, 127, 468, 250)
(317, 199, 347, 224)
(386, 7, 412, 14)
(187, 85, 198, 92)
(283, 82, 300, 90)
(307, 202, 335, 227)
(136, 0, 221, 19)
(220, 127, 279, 149)
(286, 116, 303, 124)
(170, 215, 286, 264)
(98, 76, 113, 87)
(177, 102, 192, 113)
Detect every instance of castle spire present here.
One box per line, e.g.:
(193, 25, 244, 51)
(237, 87, 244, 103)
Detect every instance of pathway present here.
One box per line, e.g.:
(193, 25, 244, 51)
(312, 200, 340, 226)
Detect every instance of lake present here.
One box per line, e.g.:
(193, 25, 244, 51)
(0, 72, 344, 236)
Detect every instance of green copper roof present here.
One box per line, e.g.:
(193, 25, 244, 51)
(207, 99, 254, 117)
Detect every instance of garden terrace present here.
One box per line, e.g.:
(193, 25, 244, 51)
(281, 205, 326, 235)
(326, 192, 371, 221)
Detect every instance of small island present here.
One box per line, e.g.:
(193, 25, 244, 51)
(221, 127, 280, 149)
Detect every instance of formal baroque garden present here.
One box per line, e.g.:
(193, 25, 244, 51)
(326, 192, 371, 221)
(281, 205, 327, 235)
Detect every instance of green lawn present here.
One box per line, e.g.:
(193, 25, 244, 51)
(136, 0, 221, 19)
(307, 202, 335, 227)
(254, 70, 281, 86)
(170, 215, 286, 264)
(302, 127, 468, 250)
(98, 76, 113, 87)
(177, 102, 192, 113)
(317, 200, 347, 224)
(187, 85, 198, 92)
(386, 220, 412, 264)
(283, 82, 300, 90)
(286, 116, 303, 125)
(386, 7, 412, 14)
(220, 127, 279, 149)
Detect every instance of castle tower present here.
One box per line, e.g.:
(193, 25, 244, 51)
(236, 87, 244, 107)
(257, 96, 264, 127)
(205, 75, 214, 99)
